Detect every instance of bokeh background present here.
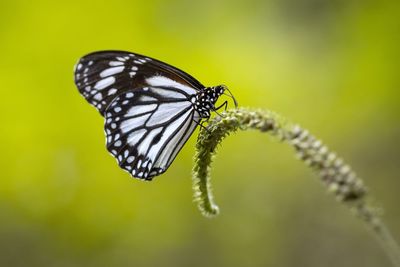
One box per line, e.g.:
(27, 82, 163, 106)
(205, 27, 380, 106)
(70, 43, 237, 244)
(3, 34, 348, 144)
(1, 0, 399, 266)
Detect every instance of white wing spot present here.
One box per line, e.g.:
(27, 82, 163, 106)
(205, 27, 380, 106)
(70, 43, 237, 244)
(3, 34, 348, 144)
(129, 71, 136, 77)
(100, 66, 125, 78)
(150, 87, 186, 100)
(111, 123, 117, 129)
(109, 61, 124, 66)
(126, 92, 134, 98)
(93, 93, 102, 101)
(143, 160, 149, 168)
(127, 156, 134, 163)
(114, 140, 122, 147)
(125, 104, 157, 117)
(77, 63, 82, 70)
(108, 88, 118, 95)
(85, 86, 91, 92)
(131, 66, 138, 71)
(146, 76, 197, 95)
(139, 95, 157, 101)
(114, 107, 121, 113)
(94, 77, 115, 90)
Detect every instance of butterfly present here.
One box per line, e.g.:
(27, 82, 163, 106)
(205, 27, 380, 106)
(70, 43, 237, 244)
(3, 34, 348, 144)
(74, 51, 236, 180)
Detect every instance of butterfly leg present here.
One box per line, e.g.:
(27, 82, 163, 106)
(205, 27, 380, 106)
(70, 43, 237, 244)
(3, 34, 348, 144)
(193, 119, 211, 133)
(212, 100, 228, 118)
(214, 100, 228, 111)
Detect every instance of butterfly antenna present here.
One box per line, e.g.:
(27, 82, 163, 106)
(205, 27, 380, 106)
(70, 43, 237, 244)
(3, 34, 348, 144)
(222, 86, 238, 108)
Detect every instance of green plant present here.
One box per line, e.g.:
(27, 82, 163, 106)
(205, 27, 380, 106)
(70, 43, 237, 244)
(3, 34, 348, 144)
(192, 107, 400, 266)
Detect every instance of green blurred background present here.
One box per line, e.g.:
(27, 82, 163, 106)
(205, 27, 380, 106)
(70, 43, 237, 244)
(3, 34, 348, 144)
(1, 0, 399, 266)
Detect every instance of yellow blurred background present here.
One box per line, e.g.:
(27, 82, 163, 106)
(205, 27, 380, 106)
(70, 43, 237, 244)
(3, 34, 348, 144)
(1, 0, 399, 266)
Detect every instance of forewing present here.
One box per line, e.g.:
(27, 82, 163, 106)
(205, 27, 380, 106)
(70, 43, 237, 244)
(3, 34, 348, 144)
(74, 51, 204, 115)
(104, 87, 200, 180)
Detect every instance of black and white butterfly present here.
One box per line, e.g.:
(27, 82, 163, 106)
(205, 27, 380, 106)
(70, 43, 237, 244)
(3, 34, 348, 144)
(74, 50, 235, 180)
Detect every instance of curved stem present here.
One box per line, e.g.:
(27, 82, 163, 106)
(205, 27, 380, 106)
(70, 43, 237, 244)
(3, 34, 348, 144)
(192, 107, 400, 266)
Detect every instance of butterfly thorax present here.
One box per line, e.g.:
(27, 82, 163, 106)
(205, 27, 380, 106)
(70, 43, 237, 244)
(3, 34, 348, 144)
(191, 85, 225, 118)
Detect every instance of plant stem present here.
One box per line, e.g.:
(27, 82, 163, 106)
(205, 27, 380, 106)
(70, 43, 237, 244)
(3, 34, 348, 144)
(192, 107, 400, 266)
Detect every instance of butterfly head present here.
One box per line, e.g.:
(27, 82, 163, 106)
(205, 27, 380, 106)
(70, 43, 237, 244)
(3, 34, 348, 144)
(193, 85, 226, 118)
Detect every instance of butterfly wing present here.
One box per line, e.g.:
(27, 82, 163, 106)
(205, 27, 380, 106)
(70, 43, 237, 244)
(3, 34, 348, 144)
(105, 87, 200, 180)
(74, 50, 205, 115)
